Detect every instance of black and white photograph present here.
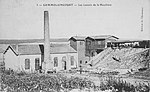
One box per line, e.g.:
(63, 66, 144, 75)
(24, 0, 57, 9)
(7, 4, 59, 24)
(0, 0, 150, 92)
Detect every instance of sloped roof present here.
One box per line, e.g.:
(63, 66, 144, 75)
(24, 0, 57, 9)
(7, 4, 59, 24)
(18, 45, 42, 55)
(69, 36, 86, 41)
(4, 46, 18, 55)
(50, 44, 77, 54)
(0, 38, 69, 44)
(88, 35, 119, 40)
(9, 44, 77, 55)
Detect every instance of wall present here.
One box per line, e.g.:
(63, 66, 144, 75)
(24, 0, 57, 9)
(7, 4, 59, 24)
(95, 39, 106, 49)
(85, 38, 95, 57)
(0, 53, 5, 71)
(19, 54, 41, 73)
(0, 53, 4, 62)
(70, 39, 87, 65)
(4, 49, 78, 72)
(77, 41, 87, 65)
(70, 40, 77, 50)
(105, 37, 118, 48)
(51, 53, 78, 71)
(68, 53, 78, 69)
(4, 48, 19, 71)
(85, 36, 118, 57)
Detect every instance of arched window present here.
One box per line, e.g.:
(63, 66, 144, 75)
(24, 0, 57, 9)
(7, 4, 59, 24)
(70, 56, 74, 66)
(35, 58, 40, 70)
(54, 57, 58, 67)
(62, 56, 66, 61)
(25, 59, 30, 69)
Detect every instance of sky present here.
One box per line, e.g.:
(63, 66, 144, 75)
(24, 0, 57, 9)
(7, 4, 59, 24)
(0, 0, 150, 40)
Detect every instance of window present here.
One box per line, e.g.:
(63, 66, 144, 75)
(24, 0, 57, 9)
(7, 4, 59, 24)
(80, 60, 82, 64)
(25, 59, 30, 69)
(70, 56, 74, 66)
(54, 57, 58, 67)
(35, 58, 40, 70)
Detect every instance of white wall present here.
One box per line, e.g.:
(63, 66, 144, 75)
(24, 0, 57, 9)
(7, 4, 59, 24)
(18, 55, 41, 73)
(4, 48, 78, 72)
(68, 53, 78, 69)
(16, 53, 78, 72)
(4, 49, 19, 71)
(51, 53, 78, 71)
(0, 53, 4, 62)
(77, 41, 86, 65)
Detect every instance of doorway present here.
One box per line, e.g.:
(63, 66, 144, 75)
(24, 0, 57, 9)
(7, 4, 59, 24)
(63, 61, 67, 70)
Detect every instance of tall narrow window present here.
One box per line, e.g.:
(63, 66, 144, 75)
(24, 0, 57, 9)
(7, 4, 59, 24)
(54, 57, 58, 67)
(80, 60, 82, 64)
(70, 56, 74, 66)
(62, 56, 67, 70)
(25, 59, 30, 69)
(35, 58, 40, 70)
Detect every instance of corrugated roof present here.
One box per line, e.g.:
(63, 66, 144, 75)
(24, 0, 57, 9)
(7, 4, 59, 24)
(0, 38, 69, 44)
(91, 35, 118, 39)
(17, 44, 77, 55)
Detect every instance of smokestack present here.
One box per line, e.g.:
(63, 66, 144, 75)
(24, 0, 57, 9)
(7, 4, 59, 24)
(43, 11, 51, 72)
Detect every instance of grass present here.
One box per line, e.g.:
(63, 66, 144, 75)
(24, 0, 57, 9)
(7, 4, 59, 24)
(1, 70, 150, 92)
(1, 70, 94, 92)
(98, 76, 150, 92)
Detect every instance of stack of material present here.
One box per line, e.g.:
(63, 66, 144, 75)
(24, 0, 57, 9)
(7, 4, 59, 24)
(89, 47, 150, 70)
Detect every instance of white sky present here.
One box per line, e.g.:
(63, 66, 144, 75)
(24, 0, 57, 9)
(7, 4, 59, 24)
(0, 0, 150, 40)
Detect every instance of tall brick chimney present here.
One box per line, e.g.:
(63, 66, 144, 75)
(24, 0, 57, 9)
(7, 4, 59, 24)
(43, 11, 51, 72)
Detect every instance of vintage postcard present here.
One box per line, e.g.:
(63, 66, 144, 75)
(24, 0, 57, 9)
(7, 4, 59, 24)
(0, 0, 150, 92)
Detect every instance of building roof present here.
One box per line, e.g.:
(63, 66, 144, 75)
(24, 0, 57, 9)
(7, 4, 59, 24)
(5, 44, 77, 55)
(18, 45, 42, 55)
(108, 39, 150, 43)
(0, 38, 69, 44)
(69, 36, 86, 41)
(50, 44, 77, 54)
(90, 35, 119, 40)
